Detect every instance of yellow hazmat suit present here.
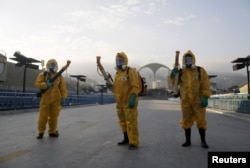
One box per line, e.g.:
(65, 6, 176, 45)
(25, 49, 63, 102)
(35, 59, 68, 138)
(178, 51, 211, 129)
(112, 52, 141, 149)
(170, 50, 211, 148)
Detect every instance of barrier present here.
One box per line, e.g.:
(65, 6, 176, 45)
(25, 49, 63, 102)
(0, 90, 115, 111)
(208, 93, 250, 114)
(1, 89, 248, 114)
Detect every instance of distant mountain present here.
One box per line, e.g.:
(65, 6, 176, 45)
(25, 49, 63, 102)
(91, 63, 248, 90)
(138, 68, 247, 90)
(208, 72, 247, 89)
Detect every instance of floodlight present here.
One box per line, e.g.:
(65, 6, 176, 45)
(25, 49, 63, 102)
(232, 63, 245, 71)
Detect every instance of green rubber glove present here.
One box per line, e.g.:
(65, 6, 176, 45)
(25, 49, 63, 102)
(46, 80, 53, 88)
(106, 83, 113, 89)
(61, 98, 66, 105)
(128, 93, 136, 108)
(170, 68, 178, 78)
(201, 96, 208, 107)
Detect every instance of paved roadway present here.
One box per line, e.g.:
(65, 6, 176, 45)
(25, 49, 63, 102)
(0, 100, 250, 168)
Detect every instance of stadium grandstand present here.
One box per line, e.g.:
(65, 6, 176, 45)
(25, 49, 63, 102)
(0, 53, 115, 110)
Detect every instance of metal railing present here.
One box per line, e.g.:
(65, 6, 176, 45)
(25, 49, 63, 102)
(0, 90, 115, 111)
(1, 89, 249, 114)
(208, 93, 250, 114)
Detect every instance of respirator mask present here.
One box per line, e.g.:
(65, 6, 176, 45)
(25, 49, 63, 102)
(48, 62, 57, 72)
(116, 56, 126, 70)
(185, 56, 193, 68)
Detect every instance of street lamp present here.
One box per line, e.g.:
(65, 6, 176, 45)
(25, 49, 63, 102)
(208, 75, 217, 79)
(231, 55, 250, 99)
(69, 75, 86, 95)
(9, 51, 41, 92)
(96, 84, 106, 105)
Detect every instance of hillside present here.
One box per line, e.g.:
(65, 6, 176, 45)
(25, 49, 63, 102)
(0, 61, 247, 92)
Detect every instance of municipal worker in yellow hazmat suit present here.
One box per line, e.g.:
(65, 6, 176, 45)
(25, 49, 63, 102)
(106, 52, 141, 150)
(35, 59, 68, 139)
(170, 50, 211, 148)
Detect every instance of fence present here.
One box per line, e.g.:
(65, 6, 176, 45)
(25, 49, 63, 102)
(0, 90, 115, 111)
(1, 89, 249, 114)
(208, 93, 250, 114)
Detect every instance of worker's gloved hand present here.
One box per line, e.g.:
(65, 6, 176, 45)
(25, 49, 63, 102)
(128, 93, 136, 108)
(201, 96, 209, 107)
(106, 83, 113, 89)
(170, 68, 178, 78)
(46, 80, 53, 88)
(61, 98, 66, 105)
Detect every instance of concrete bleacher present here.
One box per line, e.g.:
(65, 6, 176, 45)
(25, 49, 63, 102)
(0, 62, 40, 89)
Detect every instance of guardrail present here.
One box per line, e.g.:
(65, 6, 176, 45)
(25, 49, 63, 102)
(208, 93, 250, 114)
(0, 91, 115, 111)
(1, 90, 249, 114)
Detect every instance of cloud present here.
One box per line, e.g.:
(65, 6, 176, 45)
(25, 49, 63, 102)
(163, 14, 196, 25)
(2, 0, 248, 79)
(49, 0, 165, 35)
(65, 5, 126, 32)
(125, 0, 140, 5)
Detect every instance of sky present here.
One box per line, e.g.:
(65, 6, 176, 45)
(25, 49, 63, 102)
(0, 0, 250, 82)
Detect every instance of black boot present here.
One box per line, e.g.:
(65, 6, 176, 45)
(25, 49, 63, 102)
(199, 128, 209, 148)
(49, 130, 59, 138)
(128, 144, 138, 150)
(37, 133, 43, 139)
(117, 132, 129, 145)
(182, 129, 191, 147)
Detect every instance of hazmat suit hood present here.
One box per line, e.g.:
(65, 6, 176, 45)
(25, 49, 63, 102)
(182, 50, 196, 68)
(46, 59, 58, 72)
(115, 52, 128, 70)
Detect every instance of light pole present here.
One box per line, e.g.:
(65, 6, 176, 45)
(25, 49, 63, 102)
(96, 84, 106, 105)
(69, 75, 86, 96)
(231, 55, 250, 99)
(9, 51, 41, 92)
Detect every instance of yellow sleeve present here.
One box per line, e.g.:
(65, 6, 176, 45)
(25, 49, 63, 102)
(128, 68, 140, 95)
(35, 72, 47, 89)
(200, 67, 212, 97)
